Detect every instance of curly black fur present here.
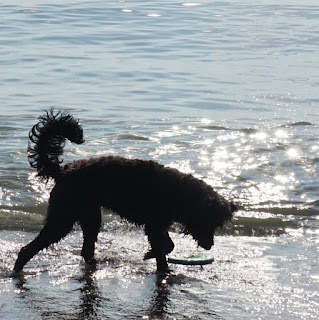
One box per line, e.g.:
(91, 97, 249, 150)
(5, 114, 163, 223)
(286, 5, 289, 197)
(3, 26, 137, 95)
(13, 109, 237, 274)
(28, 108, 84, 180)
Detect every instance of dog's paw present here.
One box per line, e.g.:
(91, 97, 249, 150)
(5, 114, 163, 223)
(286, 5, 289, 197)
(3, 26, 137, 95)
(144, 250, 156, 260)
(10, 269, 22, 278)
(156, 266, 172, 280)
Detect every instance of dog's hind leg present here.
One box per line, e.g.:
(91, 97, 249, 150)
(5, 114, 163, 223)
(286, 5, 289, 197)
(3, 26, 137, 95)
(13, 218, 74, 273)
(79, 207, 102, 265)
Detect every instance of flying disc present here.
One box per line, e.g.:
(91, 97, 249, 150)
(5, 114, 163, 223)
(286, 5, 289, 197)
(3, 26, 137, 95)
(168, 253, 214, 265)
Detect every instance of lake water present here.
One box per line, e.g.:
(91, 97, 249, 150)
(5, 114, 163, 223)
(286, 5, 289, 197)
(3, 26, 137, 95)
(0, 1, 318, 319)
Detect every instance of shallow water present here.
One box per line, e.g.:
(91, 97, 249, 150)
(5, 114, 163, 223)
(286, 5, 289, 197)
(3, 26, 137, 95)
(1, 0, 319, 319)
(1, 228, 318, 319)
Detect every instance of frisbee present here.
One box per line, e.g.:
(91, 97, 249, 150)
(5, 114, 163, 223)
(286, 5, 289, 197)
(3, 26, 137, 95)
(168, 253, 214, 265)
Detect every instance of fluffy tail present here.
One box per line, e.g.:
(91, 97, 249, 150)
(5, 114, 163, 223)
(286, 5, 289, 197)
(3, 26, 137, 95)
(28, 108, 84, 181)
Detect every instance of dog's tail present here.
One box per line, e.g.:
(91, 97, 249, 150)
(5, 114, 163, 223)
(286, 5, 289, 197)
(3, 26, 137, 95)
(28, 108, 84, 181)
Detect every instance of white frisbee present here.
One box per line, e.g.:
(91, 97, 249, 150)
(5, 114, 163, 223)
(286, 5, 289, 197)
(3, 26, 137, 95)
(168, 253, 214, 265)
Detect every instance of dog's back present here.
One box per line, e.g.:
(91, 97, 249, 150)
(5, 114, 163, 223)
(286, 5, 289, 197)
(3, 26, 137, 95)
(50, 155, 233, 233)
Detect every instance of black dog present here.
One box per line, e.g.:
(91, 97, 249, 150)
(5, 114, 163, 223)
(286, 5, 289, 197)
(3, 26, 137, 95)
(13, 109, 236, 273)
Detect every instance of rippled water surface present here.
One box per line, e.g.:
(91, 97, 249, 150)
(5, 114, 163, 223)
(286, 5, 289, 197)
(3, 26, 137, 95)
(1, 1, 319, 319)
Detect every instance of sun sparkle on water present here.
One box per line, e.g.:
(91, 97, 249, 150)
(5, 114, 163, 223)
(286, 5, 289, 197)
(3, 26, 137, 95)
(286, 148, 299, 159)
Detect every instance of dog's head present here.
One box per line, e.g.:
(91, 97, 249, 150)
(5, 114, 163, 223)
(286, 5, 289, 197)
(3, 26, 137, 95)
(184, 194, 237, 250)
(187, 222, 216, 250)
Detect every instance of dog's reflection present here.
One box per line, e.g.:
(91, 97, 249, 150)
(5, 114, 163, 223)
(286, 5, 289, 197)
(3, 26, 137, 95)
(77, 266, 172, 320)
(77, 264, 101, 319)
(147, 273, 171, 318)
(13, 266, 172, 319)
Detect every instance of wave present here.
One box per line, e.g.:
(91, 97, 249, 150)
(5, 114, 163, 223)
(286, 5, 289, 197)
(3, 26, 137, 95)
(195, 122, 315, 137)
(117, 134, 151, 141)
(0, 209, 44, 232)
(279, 121, 314, 128)
(221, 216, 297, 237)
(2, 205, 316, 237)
(239, 128, 259, 134)
(246, 205, 319, 217)
(199, 125, 230, 131)
(289, 121, 313, 126)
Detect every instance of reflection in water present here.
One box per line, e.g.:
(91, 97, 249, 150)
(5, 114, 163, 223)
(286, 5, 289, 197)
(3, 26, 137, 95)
(12, 266, 174, 320)
(77, 267, 172, 320)
(146, 273, 171, 319)
(78, 268, 172, 320)
(13, 272, 29, 293)
(78, 264, 101, 320)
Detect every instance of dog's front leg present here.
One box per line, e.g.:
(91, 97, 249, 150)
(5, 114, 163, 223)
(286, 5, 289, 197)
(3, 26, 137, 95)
(144, 231, 174, 260)
(79, 208, 101, 265)
(145, 225, 169, 273)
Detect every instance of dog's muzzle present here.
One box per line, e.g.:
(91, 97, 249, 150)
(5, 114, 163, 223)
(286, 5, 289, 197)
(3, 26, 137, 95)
(198, 238, 214, 250)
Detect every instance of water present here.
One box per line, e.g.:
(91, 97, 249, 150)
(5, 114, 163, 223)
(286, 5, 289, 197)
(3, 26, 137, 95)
(0, 0, 319, 319)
